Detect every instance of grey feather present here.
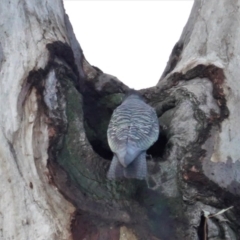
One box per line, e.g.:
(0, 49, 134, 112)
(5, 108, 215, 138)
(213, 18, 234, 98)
(107, 90, 159, 179)
(107, 152, 147, 179)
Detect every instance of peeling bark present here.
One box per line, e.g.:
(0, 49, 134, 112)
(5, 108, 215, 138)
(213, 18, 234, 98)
(1, 0, 240, 240)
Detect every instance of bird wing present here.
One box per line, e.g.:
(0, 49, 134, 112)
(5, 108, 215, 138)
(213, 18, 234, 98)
(107, 99, 159, 167)
(127, 104, 159, 150)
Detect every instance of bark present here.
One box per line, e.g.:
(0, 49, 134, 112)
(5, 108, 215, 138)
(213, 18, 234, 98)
(0, 0, 240, 240)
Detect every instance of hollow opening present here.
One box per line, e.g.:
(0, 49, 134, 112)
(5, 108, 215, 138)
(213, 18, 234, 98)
(81, 84, 117, 160)
(147, 129, 168, 159)
(84, 109, 168, 161)
(197, 214, 206, 240)
(89, 139, 113, 160)
(82, 85, 169, 161)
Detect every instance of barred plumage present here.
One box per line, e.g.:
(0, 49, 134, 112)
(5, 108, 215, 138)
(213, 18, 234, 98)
(107, 90, 159, 179)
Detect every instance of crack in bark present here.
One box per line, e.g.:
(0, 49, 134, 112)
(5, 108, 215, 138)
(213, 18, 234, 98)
(6, 139, 24, 178)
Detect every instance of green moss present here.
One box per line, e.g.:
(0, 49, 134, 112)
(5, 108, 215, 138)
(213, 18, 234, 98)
(57, 80, 107, 198)
(99, 93, 123, 109)
(56, 78, 138, 201)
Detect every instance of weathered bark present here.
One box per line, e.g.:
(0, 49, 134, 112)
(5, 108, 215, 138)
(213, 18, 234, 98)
(153, 0, 240, 239)
(1, 0, 240, 240)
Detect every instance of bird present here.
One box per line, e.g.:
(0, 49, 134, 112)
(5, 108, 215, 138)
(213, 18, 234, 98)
(107, 89, 159, 180)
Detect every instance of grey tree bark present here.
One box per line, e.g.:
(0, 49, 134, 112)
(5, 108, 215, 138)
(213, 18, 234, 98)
(0, 0, 240, 240)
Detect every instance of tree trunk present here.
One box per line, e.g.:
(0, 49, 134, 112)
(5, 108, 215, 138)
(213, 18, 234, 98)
(0, 0, 240, 240)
